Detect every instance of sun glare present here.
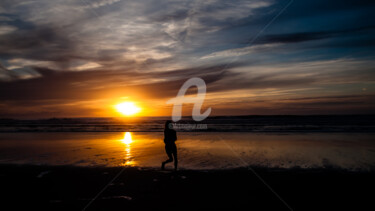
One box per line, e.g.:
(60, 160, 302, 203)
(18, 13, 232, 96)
(115, 102, 141, 116)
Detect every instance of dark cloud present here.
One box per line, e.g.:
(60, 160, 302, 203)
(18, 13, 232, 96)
(282, 95, 375, 102)
(151, 9, 189, 22)
(0, 63, 244, 101)
(208, 73, 317, 93)
(0, 62, 17, 80)
(0, 24, 74, 59)
(255, 26, 375, 44)
(212, 94, 375, 115)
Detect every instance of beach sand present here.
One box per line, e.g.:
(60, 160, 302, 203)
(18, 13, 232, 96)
(1, 164, 373, 210)
(1, 131, 374, 210)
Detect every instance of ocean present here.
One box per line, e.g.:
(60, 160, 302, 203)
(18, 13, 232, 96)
(0, 115, 374, 132)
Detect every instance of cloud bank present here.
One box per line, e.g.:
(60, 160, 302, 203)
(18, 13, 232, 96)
(0, 0, 375, 117)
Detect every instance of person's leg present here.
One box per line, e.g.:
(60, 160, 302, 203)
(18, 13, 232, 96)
(172, 146, 178, 170)
(161, 146, 173, 170)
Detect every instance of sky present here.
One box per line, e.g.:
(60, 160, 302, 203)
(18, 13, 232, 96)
(0, 0, 374, 118)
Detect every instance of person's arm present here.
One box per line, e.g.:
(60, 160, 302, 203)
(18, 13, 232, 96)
(173, 130, 177, 141)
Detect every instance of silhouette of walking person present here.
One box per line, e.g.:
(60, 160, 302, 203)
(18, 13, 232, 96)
(161, 120, 178, 171)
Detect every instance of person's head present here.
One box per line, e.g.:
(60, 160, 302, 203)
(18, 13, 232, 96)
(165, 120, 172, 130)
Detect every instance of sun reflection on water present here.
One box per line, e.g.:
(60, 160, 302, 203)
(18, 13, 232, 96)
(120, 132, 135, 166)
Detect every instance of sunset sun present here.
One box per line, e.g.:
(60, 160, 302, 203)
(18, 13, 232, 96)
(115, 102, 141, 116)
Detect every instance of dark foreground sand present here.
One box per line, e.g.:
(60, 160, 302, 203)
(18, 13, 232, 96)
(0, 164, 373, 210)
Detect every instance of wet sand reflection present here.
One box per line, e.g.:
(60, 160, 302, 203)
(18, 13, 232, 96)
(119, 132, 136, 166)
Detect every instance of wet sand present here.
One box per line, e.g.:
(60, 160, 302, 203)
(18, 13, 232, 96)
(1, 164, 373, 210)
(1, 132, 374, 170)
